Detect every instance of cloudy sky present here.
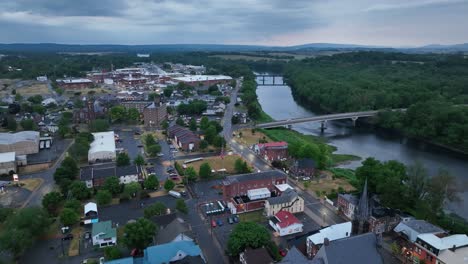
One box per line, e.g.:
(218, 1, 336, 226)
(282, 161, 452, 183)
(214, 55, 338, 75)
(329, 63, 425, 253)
(0, 0, 467, 46)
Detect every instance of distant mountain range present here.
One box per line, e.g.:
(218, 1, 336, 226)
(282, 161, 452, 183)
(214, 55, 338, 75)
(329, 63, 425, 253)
(0, 42, 466, 53)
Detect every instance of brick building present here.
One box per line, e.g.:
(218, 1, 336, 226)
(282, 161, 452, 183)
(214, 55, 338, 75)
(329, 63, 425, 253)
(254, 141, 288, 162)
(168, 125, 200, 152)
(337, 193, 358, 220)
(412, 234, 468, 264)
(290, 158, 316, 178)
(57, 78, 93, 89)
(143, 102, 167, 128)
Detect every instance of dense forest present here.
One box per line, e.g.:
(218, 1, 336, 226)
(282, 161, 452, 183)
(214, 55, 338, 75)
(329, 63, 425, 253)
(283, 52, 468, 151)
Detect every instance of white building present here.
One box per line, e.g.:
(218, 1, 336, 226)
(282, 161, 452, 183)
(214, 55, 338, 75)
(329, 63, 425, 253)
(88, 131, 116, 164)
(92, 220, 117, 248)
(36, 76, 48, 82)
(247, 188, 271, 200)
(269, 210, 303, 237)
(306, 221, 352, 257)
(0, 152, 17, 174)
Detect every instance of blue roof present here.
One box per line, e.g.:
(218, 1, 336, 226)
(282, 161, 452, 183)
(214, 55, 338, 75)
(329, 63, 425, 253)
(144, 240, 203, 264)
(105, 257, 135, 264)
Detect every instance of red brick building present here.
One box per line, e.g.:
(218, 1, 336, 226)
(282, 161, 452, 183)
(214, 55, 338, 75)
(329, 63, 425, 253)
(290, 158, 316, 178)
(337, 193, 358, 220)
(143, 102, 167, 128)
(168, 125, 200, 152)
(254, 141, 288, 162)
(412, 234, 468, 264)
(57, 78, 94, 89)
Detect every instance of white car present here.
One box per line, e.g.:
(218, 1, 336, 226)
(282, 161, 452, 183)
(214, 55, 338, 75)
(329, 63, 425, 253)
(157, 153, 164, 157)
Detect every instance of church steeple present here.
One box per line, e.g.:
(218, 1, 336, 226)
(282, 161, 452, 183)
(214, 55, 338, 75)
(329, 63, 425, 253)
(356, 178, 369, 234)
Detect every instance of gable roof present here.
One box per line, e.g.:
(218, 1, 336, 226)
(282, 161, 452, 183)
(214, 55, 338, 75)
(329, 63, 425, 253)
(155, 218, 191, 245)
(92, 221, 116, 240)
(279, 246, 311, 264)
(144, 240, 204, 264)
(242, 247, 273, 264)
(307, 222, 352, 245)
(267, 189, 299, 205)
(313, 233, 383, 264)
(274, 211, 302, 228)
(84, 202, 97, 214)
(394, 220, 445, 242)
(418, 234, 468, 250)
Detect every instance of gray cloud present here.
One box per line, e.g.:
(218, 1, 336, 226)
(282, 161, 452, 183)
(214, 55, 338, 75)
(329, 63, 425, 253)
(0, 0, 466, 46)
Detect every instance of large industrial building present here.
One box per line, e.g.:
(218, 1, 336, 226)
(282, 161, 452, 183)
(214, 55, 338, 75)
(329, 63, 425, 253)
(88, 131, 116, 164)
(172, 75, 232, 87)
(0, 131, 40, 155)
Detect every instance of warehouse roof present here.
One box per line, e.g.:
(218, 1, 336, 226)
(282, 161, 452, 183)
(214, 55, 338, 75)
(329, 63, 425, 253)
(89, 131, 116, 155)
(0, 152, 16, 163)
(172, 75, 232, 82)
(0, 131, 40, 145)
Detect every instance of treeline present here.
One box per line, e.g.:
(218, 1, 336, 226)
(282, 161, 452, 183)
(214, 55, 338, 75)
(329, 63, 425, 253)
(283, 51, 468, 150)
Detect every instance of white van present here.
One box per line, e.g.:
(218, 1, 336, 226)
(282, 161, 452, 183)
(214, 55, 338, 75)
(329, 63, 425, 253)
(169, 190, 181, 198)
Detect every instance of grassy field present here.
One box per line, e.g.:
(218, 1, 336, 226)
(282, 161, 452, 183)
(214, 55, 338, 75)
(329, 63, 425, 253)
(234, 128, 271, 146)
(238, 210, 266, 223)
(331, 154, 361, 165)
(261, 128, 327, 148)
(68, 226, 82, 256)
(19, 178, 43, 192)
(180, 154, 249, 174)
(0, 79, 50, 96)
(305, 172, 356, 196)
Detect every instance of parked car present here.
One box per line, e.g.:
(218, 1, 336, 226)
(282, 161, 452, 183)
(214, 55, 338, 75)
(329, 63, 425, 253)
(211, 220, 217, 228)
(157, 153, 164, 157)
(279, 249, 287, 257)
(134, 131, 141, 135)
(233, 215, 239, 223)
(62, 233, 74, 241)
(228, 217, 233, 224)
(302, 177, 311, 181)
(216, 218, 223, 226)
(84, 232, 91, 240)
(131, 248, 143, 257)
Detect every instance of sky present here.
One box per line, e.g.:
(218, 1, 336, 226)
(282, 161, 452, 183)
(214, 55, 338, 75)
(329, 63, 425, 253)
(0, 0, 467, 47)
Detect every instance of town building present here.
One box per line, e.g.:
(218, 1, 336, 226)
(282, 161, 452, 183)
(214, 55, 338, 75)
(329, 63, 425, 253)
(172, 75, 232, 87)
(269, 210, 303, 236)
(240, 247, 273, 264)
(80, 164, 143, 188)
(92, 220, 117, 248)
(57, 78, 93, 89)
(264, 188, 304, 217)
(306, 222, 352, 257)
(154, 216, 193, 245)
(337, 193, 358, 220)
(143, 240, 205, 264)
(168, 125, 200, 152)
(73, 97, 107, 124)
(143, 102, 167, 127)
(393, 219, 445, 243)
(41, 98, 57, 107)
(0, 152, 17, 175)
(0, 131, 40, 155)
(121, 100, 152, 113)
(412, 233, 468, 264)
(88, 131, 116, 164)
(368, 207, 401, 235)
(290, 158, 316, 179)
(254, 141, 288, 162)
(83, 202, 98, 225)
(279, 246, 311, 264)
(311, 233, 384, 264)
(116, 91, 145, 101)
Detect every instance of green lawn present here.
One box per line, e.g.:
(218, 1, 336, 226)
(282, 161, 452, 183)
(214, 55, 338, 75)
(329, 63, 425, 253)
(238, 210, 266, 223)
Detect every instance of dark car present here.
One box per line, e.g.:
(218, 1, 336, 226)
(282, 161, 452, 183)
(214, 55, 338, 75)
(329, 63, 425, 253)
(134, 131, 141, 135)
(62, 234, 74, 241)
(131, 248, 143, 257)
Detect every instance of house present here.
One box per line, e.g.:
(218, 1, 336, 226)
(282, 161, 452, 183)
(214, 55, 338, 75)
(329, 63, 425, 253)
(143, 240, 205, 264)
(311, 233, 384, 264)
(92, 221, 117, 248)
(41, 98, 57, 107)
(290, 158, 316, 178)
(269, 211, 304, 237)
(412, 233, 468, 264)
(368, 207, 400, 235)
(393, 219, 445, 243)
(80, 164, 143, 188)
(254, 141, 288, 162)
(84, 202, 98, 224)
(264, 188, 304, 217)
(306, 222, 352, 257)
(88, 131, 116, 164)
(168, 125, 200, 152)
(155, 216, 193, 245)
(337, 193, 358, 220)
(240, 247, 273, 264)
(278, 246, 311, 264)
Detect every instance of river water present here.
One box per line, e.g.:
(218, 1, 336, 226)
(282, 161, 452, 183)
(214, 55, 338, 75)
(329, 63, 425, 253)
(256, 77, 468, 219)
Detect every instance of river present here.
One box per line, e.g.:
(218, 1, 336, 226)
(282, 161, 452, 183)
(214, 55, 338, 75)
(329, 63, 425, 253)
(256, 76, 468, 219)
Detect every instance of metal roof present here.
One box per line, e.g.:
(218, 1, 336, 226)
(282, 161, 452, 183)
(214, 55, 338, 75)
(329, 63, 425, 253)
(0, 152, 16, 163)
(89, 131, 116, 155)
(0, 131, 39, 145)
(307, 222, 352, 245)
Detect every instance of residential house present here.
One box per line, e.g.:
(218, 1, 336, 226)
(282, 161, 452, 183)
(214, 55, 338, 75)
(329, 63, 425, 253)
(368, 207, 400, 235)
(290, 158, 316, 178)
(412, 234, 468, 264)
(264, 188, 304, 217)
(254, 141, 288, 162)
(155, 216, 193, 245)
(240, 247, 273, 264)
(337, 193, 358, 220)
(306, 222, 352, 257)
(80, 164, 143, 188)
(92, 220, 117, 248)
(269, 210, 304, 237)
(310, 233, 384, 264)
(57, 78, 93, 89)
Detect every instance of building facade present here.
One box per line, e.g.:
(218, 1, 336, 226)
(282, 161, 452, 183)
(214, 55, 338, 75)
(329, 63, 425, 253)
(337, 193, 358, 220)
(143, 102, 167, 127)
(0, 131, 40, 155)
(264, 188, 304, 217)
(254, 141, 288, 162)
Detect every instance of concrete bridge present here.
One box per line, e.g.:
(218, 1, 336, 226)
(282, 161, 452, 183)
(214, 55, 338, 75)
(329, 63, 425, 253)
(245, 110, 386, 131)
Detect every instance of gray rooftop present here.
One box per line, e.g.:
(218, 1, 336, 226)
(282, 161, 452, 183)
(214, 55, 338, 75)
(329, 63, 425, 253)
(80, 164, 140, 181)
(0, 131, 39, 145)
(279, 246, 311, 264)
(312, 233, 383, 264)
(222, 170, 287, 185)
(338, 194, 358, 205)
(267, 189, 299, 205)
(400, 219, 445, 234)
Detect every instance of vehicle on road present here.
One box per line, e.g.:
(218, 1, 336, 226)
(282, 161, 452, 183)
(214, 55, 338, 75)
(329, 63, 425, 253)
(137, 144, 143, 148)
(216, 218, 223, 226)
(228, 217, 233, 224)
(62, 233, 74, 241)
(302, 177, 311, 181)
(169, 190, 181, 198)
(211, 220, 217, 228)
(157, 153, 164, 157)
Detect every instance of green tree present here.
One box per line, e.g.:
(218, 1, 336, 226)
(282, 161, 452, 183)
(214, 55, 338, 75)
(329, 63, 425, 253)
(127, 108, 140, 122)
(104, 176, 122, 195)
(204, 125, 217, 144)
(20, 119, 36, 130)
(161, 120, 169, 130)
(199, 162, 212, 179)
(144, 174, 159, 190)
(199, 140, 209, 150)
(123, 218, 157, 250)
(42, 191, 63, 215)
(184, 166, 198, 182)
(123, 182, 142, 198)
(144, 134, 156, 146)
(147, 144, 161, 157)
(116, 152, 130, 166)
(58, 124, 70, 138)
(110, 105, 127, 122)
(89, 119, 110, 132)
(176, 117, 185, 126)
(200, 116, 210, 130)
(235, 158, 250, 174)
(70, 181, 90, 200)
(134, 154, 145, 166)
(176, 199, 188, 214)
(189, 118, 197, 131)
(164, 179, 175, 191)
(163, 87, 173, 97)
(144, 202, 167, 218)
(6, 116, 17, 131)
(227, 222, 270, 256)
(60, 208, 80, 226)
(96, 190, 112, 206)
(104, 246, 122, 260)
(64, 199, 81, 214)
(0, 228, 34, 259)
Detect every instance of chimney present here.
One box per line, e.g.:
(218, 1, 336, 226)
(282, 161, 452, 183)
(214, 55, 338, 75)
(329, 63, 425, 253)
(324, 238, 330, 246)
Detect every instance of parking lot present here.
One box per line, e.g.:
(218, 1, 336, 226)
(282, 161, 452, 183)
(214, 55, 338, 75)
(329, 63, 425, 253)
(114, 129, 144, 160)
